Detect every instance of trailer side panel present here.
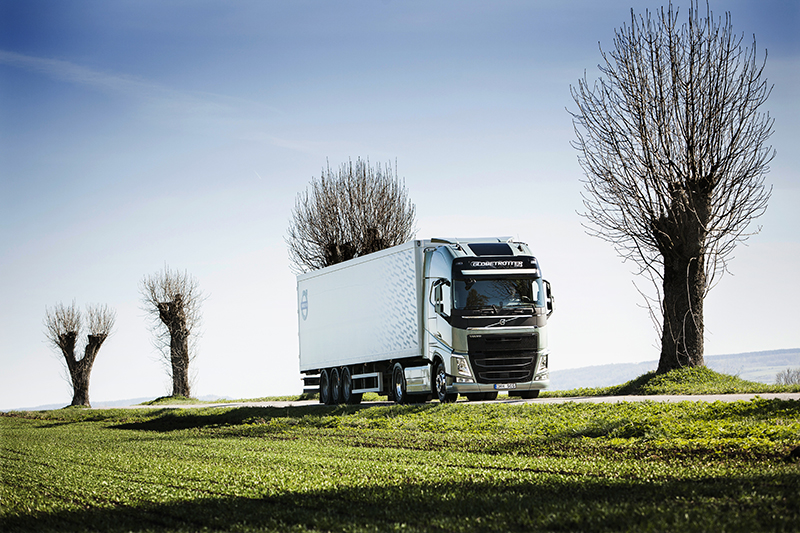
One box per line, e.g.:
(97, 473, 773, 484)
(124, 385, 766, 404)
(297, 241, 421, 371)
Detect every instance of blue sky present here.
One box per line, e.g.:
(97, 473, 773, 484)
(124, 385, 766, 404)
(1, 0, 798, 409)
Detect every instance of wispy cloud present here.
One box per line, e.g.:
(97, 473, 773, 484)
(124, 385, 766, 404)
(1, 50, 380, 158)
(0, 49, 281, 126)
(0, 50, 167, 98)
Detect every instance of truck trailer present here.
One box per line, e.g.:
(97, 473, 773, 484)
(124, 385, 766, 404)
(296, 237, 554, 404)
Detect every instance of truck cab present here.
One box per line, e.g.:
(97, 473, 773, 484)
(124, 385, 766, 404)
(424, 238, 553, 401)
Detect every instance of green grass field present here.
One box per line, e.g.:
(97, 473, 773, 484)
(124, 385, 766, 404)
(3, 390, 799, 532)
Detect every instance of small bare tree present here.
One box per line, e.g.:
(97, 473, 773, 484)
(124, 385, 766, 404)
(286, 157, 417, 273)
(44, 302, 115, 407)
(776, 368, 800, 386)
(570, 2, 773, 373)
(140, 266, 203, 398)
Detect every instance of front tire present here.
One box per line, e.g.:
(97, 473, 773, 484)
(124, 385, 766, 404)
(434, 361, 458, 403)
(466, 391, 499, 402)
(510, 390, 540, 399)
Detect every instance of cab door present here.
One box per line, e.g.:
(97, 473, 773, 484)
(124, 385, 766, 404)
(424, 247, 453, 354)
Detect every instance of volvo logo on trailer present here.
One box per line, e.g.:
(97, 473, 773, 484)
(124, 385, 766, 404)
(300, 290, 309, 320)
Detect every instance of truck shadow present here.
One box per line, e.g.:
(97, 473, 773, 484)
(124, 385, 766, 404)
(112, 403, 440, 433)
(5, 473, 796, 532)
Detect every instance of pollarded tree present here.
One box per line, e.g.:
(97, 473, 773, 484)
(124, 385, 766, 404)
(44, 302, 115, 407)
(140, 266, 203, 398)
(570, 2, 773, 373)
(286, 157, 417, 273)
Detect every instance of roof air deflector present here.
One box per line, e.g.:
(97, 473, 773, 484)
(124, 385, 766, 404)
(468, 243, 514, 256)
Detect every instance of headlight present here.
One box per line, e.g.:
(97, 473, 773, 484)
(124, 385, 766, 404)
(538, 354, 548, 371)
(454, 356, 472, 377)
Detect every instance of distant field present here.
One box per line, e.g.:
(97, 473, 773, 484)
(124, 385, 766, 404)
(3, 398, 799, 532)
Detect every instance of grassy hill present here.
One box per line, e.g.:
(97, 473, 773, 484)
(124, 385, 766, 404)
(549, 348, 800, 391)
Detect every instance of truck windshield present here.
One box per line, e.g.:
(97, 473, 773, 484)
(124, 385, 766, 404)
(453, 277, 544, 310)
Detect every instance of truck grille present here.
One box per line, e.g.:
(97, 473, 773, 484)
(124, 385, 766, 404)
(467, 334, 537, 383)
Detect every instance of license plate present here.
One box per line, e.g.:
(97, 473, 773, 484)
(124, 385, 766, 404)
(494, 383, 517, 390)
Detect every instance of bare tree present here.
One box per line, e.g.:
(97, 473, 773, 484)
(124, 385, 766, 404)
(140, 266, 203, 397)
(44, 301, 115, 407)
(776, 368, 800, 386)
(570, 2, 773, 373)
(286, 157, 417, 273)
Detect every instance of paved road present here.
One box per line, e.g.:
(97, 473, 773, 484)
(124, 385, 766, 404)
(130, 392, 800, 409)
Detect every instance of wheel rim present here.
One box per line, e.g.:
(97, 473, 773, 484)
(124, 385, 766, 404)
(435, 363, 447, 402)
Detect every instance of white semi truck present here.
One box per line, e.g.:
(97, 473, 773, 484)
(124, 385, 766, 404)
(296, 237, 554, 404)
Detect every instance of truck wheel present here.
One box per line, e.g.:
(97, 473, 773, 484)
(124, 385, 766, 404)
(341, 367, 363, 405)
(392, 363, 407, 405)
(466, 393, 486, 401)
(319, 369, 332, 405)
(330, 367, 343, 404)
(519, 390, 540, 399)
(434, 361, 457, 403)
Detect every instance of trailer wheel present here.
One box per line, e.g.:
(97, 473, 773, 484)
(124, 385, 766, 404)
(466, 393, 486, 402)
(434, 361, 457, 403)
(330, 367, 343, 404)
(341, 366, 363, 405)
(319, 369, 332, 405)
(392, 363, 407, 405)
(484, 391, 498, 401)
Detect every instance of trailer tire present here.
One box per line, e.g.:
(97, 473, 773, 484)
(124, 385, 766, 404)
(434, 361, 458, 403)
(341, 366, 362, 405)
(392, 363, 407, 405)
(319, 369, 332, 405)
(330, 367, 343, 404)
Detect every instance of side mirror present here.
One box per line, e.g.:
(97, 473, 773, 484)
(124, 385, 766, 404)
(545, 280, 555, 317)
(432, 279, 450, 318)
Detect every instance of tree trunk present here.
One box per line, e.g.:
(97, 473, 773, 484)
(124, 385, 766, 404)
(158, 297, 192, 398)
(657, 254, 706, 373)
(170, 329, 191, 397)
(61, 333, 106, 407)
(70, 368, 91, 407)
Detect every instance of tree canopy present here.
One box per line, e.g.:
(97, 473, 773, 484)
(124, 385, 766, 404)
(287, 157, 417, 273)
